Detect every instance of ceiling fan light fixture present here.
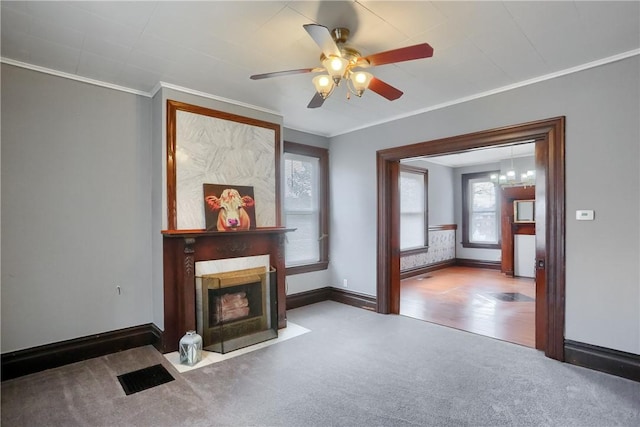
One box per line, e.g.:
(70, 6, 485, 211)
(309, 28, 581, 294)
(312, 74, 335, 99)
(322, 55, 348, 84)
(349, 71, 373, 97)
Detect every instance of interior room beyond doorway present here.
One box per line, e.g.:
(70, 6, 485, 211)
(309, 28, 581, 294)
(400, 266, 535, 348)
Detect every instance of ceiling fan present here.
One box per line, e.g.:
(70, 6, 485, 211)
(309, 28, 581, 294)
(250, 24, 434, 108)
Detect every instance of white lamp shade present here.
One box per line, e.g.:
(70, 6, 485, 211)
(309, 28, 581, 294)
(350, 71, 373, 96)
(322, 56, 348, 82)
(313, 75, 335, 98)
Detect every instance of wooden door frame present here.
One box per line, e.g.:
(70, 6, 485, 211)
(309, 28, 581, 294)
(376, 117, 565, 361)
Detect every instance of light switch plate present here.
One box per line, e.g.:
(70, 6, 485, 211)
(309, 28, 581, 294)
(576, 210, 594, 220)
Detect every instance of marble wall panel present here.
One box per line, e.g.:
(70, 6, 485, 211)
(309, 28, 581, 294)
(175, 110, 276, 230)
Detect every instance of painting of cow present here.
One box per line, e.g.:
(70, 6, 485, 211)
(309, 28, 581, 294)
(203, 184, 256, 231)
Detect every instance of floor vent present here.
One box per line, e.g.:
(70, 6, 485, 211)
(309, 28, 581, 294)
(490, 292, 534, 302)
(117, 364, 174, 395)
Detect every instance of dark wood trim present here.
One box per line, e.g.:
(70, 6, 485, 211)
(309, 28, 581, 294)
(501, 186, 536, 276)
(377, 156, 400, 314)
(286, 287, 331, 310)
(461, 171, 501, 249)
(565, 340, 640, 382)
(286, 261, 329, 276)
(455, 258, 502, 270)
(329, 287, 377, 311)
(429, 224, 457, 232)
(400, 259, 457, 279)
(283, 141, 330, 275)
(377, 117, 566, 361)
(286, 287, 377, 311)
(162, 228, 292, 353)
(166, 99, 282, 230)
(400, 246, 430, 256)
(1, 324, 162, 381)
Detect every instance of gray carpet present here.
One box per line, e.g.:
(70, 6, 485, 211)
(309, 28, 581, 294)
(2, 301, 639, 426)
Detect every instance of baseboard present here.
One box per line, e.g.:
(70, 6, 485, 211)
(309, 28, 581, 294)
(329, 287, 377, 311)
(564, 340, 640, 382)
(287, 287, 377, 311)
(400, 259, 456, 279)
(1, 323, 163, 381)
(456, 258, 501, 270)
(286, 287, 332, 310)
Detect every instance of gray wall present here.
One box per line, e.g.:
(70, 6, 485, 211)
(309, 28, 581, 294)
(1, 64, 153, 352)
(329, 57, 640, 354)
(2, 56, 638, 356)
(402, 158, 456, 227)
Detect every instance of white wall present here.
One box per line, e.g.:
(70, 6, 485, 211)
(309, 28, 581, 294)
(1, 64, 153, 352)
(329, 57, 640, 354)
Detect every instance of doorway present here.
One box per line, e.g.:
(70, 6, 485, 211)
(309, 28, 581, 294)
(376, 117, 565, 361)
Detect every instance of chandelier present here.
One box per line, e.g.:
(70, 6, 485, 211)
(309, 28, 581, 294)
(490, 169, 536, 187)
(490, 146, 536, 187)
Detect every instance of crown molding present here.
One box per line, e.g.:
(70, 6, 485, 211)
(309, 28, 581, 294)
(328, 48, 640, 138)
(153, 82, 282, 118)
(3, 48, 638, 139)
(0, 57, 151, 97)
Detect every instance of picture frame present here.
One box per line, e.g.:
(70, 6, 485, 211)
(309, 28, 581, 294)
(203, 184, 257, 231)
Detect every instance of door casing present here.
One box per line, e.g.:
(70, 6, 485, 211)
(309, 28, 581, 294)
(376, 117, 565, 361)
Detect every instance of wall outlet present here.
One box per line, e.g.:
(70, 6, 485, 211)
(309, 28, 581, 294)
(343, 279, 348, 287)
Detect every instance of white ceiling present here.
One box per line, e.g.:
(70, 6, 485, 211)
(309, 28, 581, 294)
(2, 1, 639, 137)
(403, 141, 535, 167)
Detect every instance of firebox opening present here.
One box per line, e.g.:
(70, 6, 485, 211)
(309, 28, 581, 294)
(197, 266, 278, 354)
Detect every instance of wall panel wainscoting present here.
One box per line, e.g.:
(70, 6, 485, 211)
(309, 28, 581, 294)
(400, 225, 457, 279)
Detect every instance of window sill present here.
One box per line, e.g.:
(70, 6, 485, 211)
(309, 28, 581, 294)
(286, 261, 329, 276)
(461, 242, 501, 250)
(400, 246, 430, 256)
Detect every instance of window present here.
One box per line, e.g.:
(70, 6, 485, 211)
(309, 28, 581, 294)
(283, 141, 329, 274)
(461, 171, 500, 249)
(400, 165, 428, 251)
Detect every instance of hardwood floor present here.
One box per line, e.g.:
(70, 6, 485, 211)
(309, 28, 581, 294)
(400, 266, 535, 348)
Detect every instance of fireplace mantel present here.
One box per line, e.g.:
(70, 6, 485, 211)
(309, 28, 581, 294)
(162, 227, 292, 352)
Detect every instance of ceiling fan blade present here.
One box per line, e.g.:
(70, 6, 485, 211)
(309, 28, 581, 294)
(368, 77, 403, 101)
(303, 24, 341, 58)
(364, 43, 434, 67)
(250, 68, 321, 80)
(307, 92, 326, 109)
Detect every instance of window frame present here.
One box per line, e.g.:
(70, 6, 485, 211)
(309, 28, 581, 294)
(399, 165, 429, 254)
(283, 141, 329, 275)
(461, 171, 501, 249)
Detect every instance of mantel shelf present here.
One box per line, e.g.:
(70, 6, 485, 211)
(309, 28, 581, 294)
(162, 227, 294, 238)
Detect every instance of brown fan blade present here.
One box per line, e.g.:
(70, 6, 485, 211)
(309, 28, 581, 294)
(307, 92, 326, 109)
(364, 43, 434, 67)
(303, 24, 341, 58)
(250, 68, 321, 80)
(368, 77, 403, 101)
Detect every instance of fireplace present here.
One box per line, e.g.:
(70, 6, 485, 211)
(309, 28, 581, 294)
(162, 228, 291, 353)
(197, 266, 277, 353)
